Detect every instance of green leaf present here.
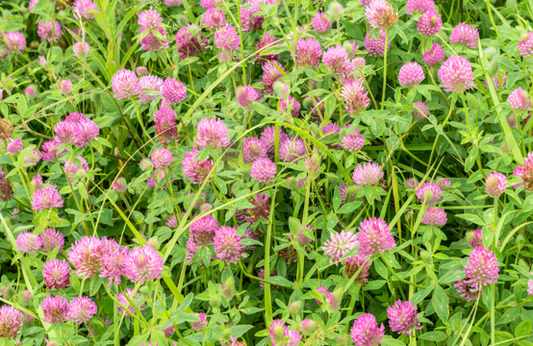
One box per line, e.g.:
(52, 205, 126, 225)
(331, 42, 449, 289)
(432, 284, 449, 322)
(363, 280, 386, 290)
(231, 325, 254, 338)
(515, 320, 532, 337)
(411, 284, 435, 305)
(267, 276, 294, 287)
(419, 331, 448, 342)
(497, 307, 521, 325)
(337, 201, 362, 214)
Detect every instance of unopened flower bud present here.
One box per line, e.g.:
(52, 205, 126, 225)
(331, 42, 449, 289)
(288, 300, 302, 315)
(176, 14, 189, 26)
(201, 99, 216, 109)
(147, 238, 160, 250)
(515, 234, 526, 245)
(112, 177, 128, 194)
(420, 250, 432, 264)
(347, 184, 361, 196)
(25, 85, 37, 99)
(200, 203, 213, 214)
(139, 286, 151, 296)
(221, 327, 232, 340)
(343, 42, 355, 56)
(30, 41, 39, 49)
(76, 168, 87, 179)
(487, 60, 500, 77)
(2, 286, 15, 300)
(17, 291, 32, 306)
(328, 2, 343, 21)
(302, 97, 313, 110)
(395, 103, 403, 113)
(139, 158, 154, 171)
(325, 287, 343, 311)
(136, 66, 148, 76)
(484, 46, 498, 59)
(300, 319, 316, 335)
(210, 295, 221, 308)
(273, 81, 290, 99)
(222, 277, 235, 300)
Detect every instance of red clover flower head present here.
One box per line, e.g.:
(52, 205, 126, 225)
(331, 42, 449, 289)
(322, 231, 359, 264)
(398, 62, 425, 87)
(387, 300, 422, 336)
(450, 23, 479, 49)
(154, 106, 178, 145)
(416, 182, 441, 205)
(454, 278, 480, 301)
(279, 137, 306, 163)
(405, 0, 435, 14)
(438, 55, 476, 93)
(352, 162, 383, 186)
(151, 148, 173, 170)
(182, 148, 213, 184)
(507, 87, 531, 112)
(73, 0, 98, 19)
(296, 38, 322, 67)
(112, 69, 141, 99)
(255, 32, 280, 65)
(236, 86, 258, 109)
(485, 172, 507, 197)
(202, 9, 226, 30)
(41, 296, 69, 324)
(242, 137, 268, 163)
(464, 246, 499, 288)
(138, 75, 163, 103)
(117, 288, 145, 316)
(467, 229, 483, 248)
(261, 61, 286, 94)
(73, 42, 90, 58)
(191, 313, 208, 331)
(421, 207, 447, 226)
(260, 126, 289, 157)
(214, 226, 247, 264)
(342, 128, 365, 152)
(67, 236, 103, 279)
(0, 305, 22, 338)
(279, 96, 301, 118)
(42, 259, 71, 289)
(40, 228, 65, 254)
(350, 313, 385, 346)
(31, 187, 63, 210)
(412, 102, 430, 121)
(323, 45, 348, 74)
(344, 255, 371, 284)
(363, 29, 391, 57)
(519, 31, 533, 58)
(16, 231, 42, 254)
(138, 9, 163, 28)
(37, 20, 62, 43)
(311, 13, 330, 33)
(341, 79, 370, 115)
(358, 217, 396, 256)
(417, 10, 441, 36)
(68, 296, 97, 324)
(365, 0, 398, 30)
(196, 118, 230, 149)
(124, 245, 164, 283)
(423, 43, 445, 66)
(3, 31, 26, 53)
(161, 77, 187, 104)
(251, 158, 277, 183)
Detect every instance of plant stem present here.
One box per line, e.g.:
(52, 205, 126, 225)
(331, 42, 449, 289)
(381, 30, 389, 110)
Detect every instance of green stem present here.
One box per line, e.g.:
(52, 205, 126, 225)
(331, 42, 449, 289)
(381, 30, 389, 110)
